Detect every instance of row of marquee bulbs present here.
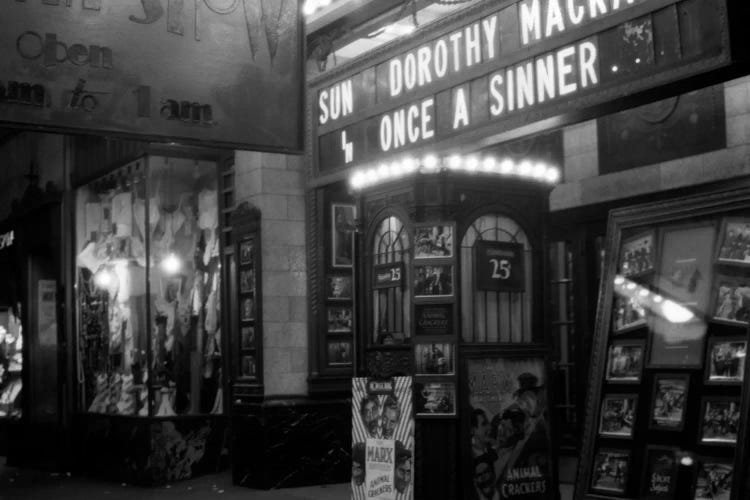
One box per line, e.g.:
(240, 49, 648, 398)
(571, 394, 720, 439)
(349, 154, 561, 191)
(613, 275, 694, 324)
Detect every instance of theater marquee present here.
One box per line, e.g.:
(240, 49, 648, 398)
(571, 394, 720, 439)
(314, 0, 732, 172)
(0, 0, 303, 152)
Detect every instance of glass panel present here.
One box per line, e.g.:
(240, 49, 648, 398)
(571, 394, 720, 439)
(148, 158, 222, 416)
(372, 216, 411, 344)
(75, 164, 148, 416)
(460, 214, 532, 343)
(0, 306, 23, 418)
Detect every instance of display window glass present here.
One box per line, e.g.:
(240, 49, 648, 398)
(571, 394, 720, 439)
(75, 157, 222, 417)
(460, 214, 533, 343)
(371, 215, 411, 344)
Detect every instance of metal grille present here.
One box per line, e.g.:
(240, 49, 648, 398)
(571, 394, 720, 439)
(372, 216, 411, 343)
(460, 214, 532, 343)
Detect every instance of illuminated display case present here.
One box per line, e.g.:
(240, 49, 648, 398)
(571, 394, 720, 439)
(75, 156, 224, 417)
(575, 187, 750, 500)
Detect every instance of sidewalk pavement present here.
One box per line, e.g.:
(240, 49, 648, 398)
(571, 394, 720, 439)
(0, 465, 350, 500)
(0, 463, 574, 499)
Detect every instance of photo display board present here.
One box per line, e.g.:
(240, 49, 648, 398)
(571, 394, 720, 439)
(575, 193, 750, 499)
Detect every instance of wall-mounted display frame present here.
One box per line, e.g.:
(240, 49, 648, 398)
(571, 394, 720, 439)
(590, 448, 630, 495)
(716, 218, 750, 266)
(605, 340, 645, 383)
(574, 187, 750, 500)
(612, 294, 648, 334)
(332, 203, 356, 268)
(414, 343, 454, 376)
(619, 230, 655, 278)
(710, 275, 750, 325)
(327, 275, 353, 300)
(327, 339, 353, 366)
(414, 304, 453, 336)
(414, 264, 453, 298)
(414, 380, 456, 417)
(698, 397, 740, 446)
(414, 224, 453, 259)
(705, 337, 747, 385)
(598, 394, 637, 439)
(327, 306, 353, 334)
(640, 446, 678, 500)
(648, 374, 689, 432)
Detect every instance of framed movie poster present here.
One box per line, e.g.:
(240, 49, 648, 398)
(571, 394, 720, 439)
(352, 377, 414, 500)
(239, 238, 254, 265)
(332, 204, 356, 268)
(241, 326, 255, 349)
(612, 294, 647, 333)
(414, 224, 453, 258)
(693, 459, 733, 500)
(619, 230, 655, 277)
(414, 343, 454, 375)
(711, 275, 750, 325)
(327, 307, 353, 333)
(699, 397, 740, 446)
(641, 447, 678, 499)
(598, 394, 637, 438)
(706, 337, 747, 385)
(327, 275, 353, 300)
(240, 269, 255, 294)
(605, 341, 645, 383)
(716, 217, 750, 265)
(241, 355, 257, 378)
(414, 381, 456, 417)
(647, 317, 706, 369)
(327, 340, 352, 366)
(649, 374, 689, 431)
(591, 448, 630, 495)
(414, 265, 453, 297)
(414, 304, 453, 336)
(656, 223, 716, 312)
(241, 297, 255, 322)
(466, 357, 554, 500)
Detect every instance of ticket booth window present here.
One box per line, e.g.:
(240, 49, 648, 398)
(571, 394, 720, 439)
(371, 215, 411, 344)
(460, 214, 533, 343)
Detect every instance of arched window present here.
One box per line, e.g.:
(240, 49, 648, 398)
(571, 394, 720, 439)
(461, 214, 533, 343)
(371, 215, 411, 344)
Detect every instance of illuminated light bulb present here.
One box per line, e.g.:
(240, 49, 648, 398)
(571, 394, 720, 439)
(545, 167, 561, 183)
(653, 295, 663, 303)
(350, 172, 364, 189)
(318, 0, 331, 6)
(519, 161, 533, 177)
(661, 300, 694, 323)
(638, 288, 649, 297)
(500, 159, 514, 174)
(377, 163, 390, 179)
(626, 283, 636, 291)
(402, 157, 417, 173)
(390, 161, 403, 177)
(611, 65, 619, 73)
(303, 1, 317, 15)
(635, 58, 641, 64)
(533, 163, 547, 178)
(402, 24, 415, 35)
(447, 155, 462, 170)
(465, 156, 479, 172)
(423, 154, 439, 170)
(482, 157, 496, 172)
(94, 269, 113, 288)
(614, 276, 625, 286)
(365, 169, 378, 185)
(680, 455, 694, 467)
(161, 253, 182, 275)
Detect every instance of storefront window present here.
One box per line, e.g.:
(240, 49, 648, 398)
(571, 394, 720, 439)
(372, 216, 411, 344)
(0, 305, 23, 418)
(75, 157, 222, 417)
(460, 214, 533, 343)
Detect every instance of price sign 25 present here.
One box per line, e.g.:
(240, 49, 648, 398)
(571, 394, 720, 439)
(476, 241, 524, 292)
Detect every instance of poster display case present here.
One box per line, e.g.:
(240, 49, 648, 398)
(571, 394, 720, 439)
(575, 188, 750, 500)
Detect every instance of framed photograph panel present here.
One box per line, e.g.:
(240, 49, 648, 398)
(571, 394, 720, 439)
(240, 297, 255, 322)
(647, 316, 706, 369)
(716, 217, 750, 265)
(591, 448, 630, 495)
(327, 340, 352, 366)
(641, 447, 678, 500)
(414, 265, 453, 297)
(693, 458, 733, 500)
(612, 294, 648, 333)
(414, 381, 456, 416)
(605, 340, 645, 383)
(414, 343, 454, 375)
(327, 275, 353, 300)
(414, 224, 453, 259)
(699, 397, 740, 446)
(332, 203, 356, 268)
(705, 337, 747, 385)
(239, 238, 254, 265)
(241, 354, 257, 378)
(619, 230, 655, 278)
(241, 326, 255, 349)
(326, 306, 353, 333)
(239, 269, 255, 294)
(649, 374, 689, 431)
(711, 275, 750, 325)
(598, 394, 637, 438)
